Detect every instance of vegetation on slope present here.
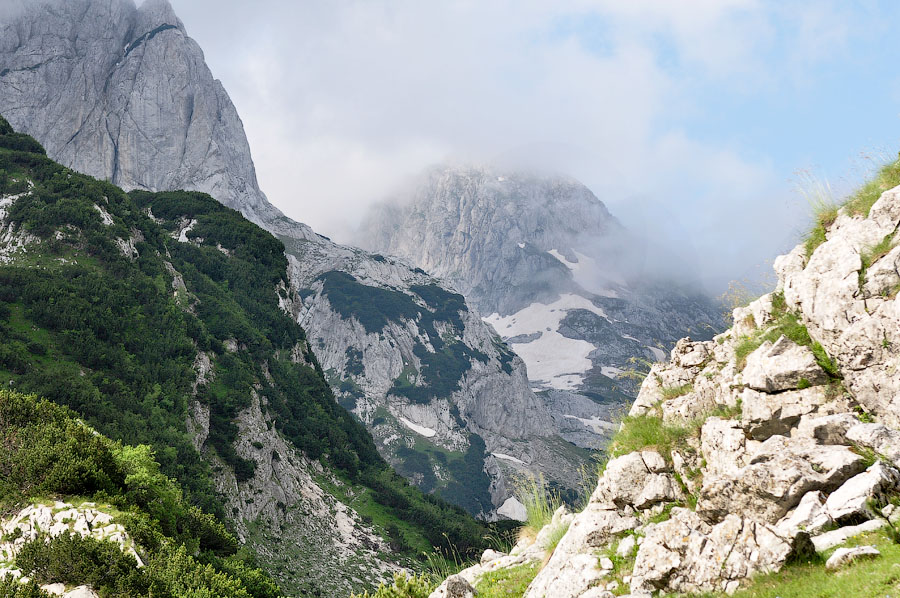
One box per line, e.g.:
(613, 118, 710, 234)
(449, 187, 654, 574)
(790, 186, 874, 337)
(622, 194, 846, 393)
(805, 154, 900, 257)
(0, 117, 491, 578)
(0, 390, 280, 598)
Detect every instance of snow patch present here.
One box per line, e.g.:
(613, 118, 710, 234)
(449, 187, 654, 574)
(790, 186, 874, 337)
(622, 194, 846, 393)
(601, 366, 624, 378)
(398, 417, 436, 438)
(563, 414, 616, 434)
(497, 497, 527, 522)
(647, 346, 666, 361)
(492, 452, 525, 465)
(484, 294, 610, 390)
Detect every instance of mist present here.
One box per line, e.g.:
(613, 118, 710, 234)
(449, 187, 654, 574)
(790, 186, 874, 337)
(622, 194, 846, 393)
(154, 1, 900, 292)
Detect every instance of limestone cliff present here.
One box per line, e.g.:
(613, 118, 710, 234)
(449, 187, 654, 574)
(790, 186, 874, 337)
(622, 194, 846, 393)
(426, 180, 900, 596)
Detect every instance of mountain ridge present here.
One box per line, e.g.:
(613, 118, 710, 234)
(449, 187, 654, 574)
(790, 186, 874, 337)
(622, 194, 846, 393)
(0, 0, 609, 517)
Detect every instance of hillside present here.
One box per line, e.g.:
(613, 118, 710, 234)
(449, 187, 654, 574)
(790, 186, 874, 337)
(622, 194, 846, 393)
(413, 162, 900, 597)
(0, 0, 596, 516)
(0, 390, 281, 598)
(0, 117, 491, 597)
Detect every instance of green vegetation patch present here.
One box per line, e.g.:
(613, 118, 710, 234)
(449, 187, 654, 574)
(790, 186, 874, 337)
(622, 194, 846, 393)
(732, 293, 839, 377)
(0, 390, 280, 598)
(475, 562, 541, 598)
(660, 382, 693, 401)
(606, 414, 692, 463)
(0, 120, 493, 572)
(687, 530, 900, 598)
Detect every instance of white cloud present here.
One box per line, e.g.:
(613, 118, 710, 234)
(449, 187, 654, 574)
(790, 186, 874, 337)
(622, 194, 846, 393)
(168, 0, 857, 289)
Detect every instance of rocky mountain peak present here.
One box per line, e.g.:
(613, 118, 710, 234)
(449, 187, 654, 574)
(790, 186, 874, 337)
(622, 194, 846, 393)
(357, 163, 723, 401)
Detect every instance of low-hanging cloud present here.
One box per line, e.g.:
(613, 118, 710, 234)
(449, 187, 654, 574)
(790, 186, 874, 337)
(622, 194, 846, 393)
(160, 1, 889, 292)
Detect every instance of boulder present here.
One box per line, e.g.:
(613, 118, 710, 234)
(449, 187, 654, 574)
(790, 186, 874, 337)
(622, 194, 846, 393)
(593, 451, 681, 510)
(439, 575, 476, 598)
(630, 509, 798, 595)
(698, 436, 865, 523)
(794, 413, 860, 445)
(824, 461, 900, 522)
(524, 504, 637, 598)
(825, 545, 880, 569)
(616, 534, 637, 558)
(700, 418, 748, 476)
(812, 519, 886, 552)
(846, 423, 900, 466)
(741, 386, 832, 440)
(742, 336, 827, 393)
(775, 490, 833, 537)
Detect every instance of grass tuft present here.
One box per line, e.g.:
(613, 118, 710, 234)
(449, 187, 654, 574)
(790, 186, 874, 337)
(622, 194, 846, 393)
(475, 562, 540, 598)
(607, 415, 692, 463)
(660, 383, 693, 401)
(804, 155, 900, 259)
(858, 232, 896, 290)
(516, 474, 560, 538)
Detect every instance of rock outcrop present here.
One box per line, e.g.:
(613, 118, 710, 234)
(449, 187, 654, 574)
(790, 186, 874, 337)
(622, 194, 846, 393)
(0, 502, 137, 598)
(428, 182, 900, 595)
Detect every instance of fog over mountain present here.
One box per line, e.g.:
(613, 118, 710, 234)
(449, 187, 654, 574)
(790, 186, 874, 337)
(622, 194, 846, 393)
(146, 0, 900, 292)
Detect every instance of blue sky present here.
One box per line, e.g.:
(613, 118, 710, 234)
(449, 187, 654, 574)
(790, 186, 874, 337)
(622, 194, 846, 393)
(169, 0, 900, 291)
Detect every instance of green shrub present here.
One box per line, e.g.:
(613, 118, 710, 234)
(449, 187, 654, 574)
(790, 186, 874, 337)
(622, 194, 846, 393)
(16, 534, 150, 597)
(0, 577, 52, 598)
(350, 573, 435, 598)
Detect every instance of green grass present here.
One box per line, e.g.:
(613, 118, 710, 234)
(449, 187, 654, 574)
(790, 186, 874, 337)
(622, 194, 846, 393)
(474, 562, 540, 598)
(804, 155, 900, 258)
(731, 293, 839, 377)
(660, 383, 693, 401)
(688, 530, 900, 598)
(606, 414, 692, 463)
(859, 232, 896, 289)
(516, 474, 561, 536)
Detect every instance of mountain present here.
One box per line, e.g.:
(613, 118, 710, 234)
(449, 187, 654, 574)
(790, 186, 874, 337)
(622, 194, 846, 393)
(419, 162, 900, 596)
(357, 165, 725, 399)
(0, 0, 605, 517)
(0, 118, 496, 596)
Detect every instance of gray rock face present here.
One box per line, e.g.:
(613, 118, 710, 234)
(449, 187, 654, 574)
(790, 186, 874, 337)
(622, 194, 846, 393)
(0, 0, 277, 228)
(630, 509, 798, 596)
(742, 336, 828, 393)
(356, 165, 725, 401)
(0, 0, 592, 517)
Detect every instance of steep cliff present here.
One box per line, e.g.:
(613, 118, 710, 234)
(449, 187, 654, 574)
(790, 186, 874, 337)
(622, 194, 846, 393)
(357, 165, 724, 403)
(423, 167, 900, 596)
(0, 0, 601, 515)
